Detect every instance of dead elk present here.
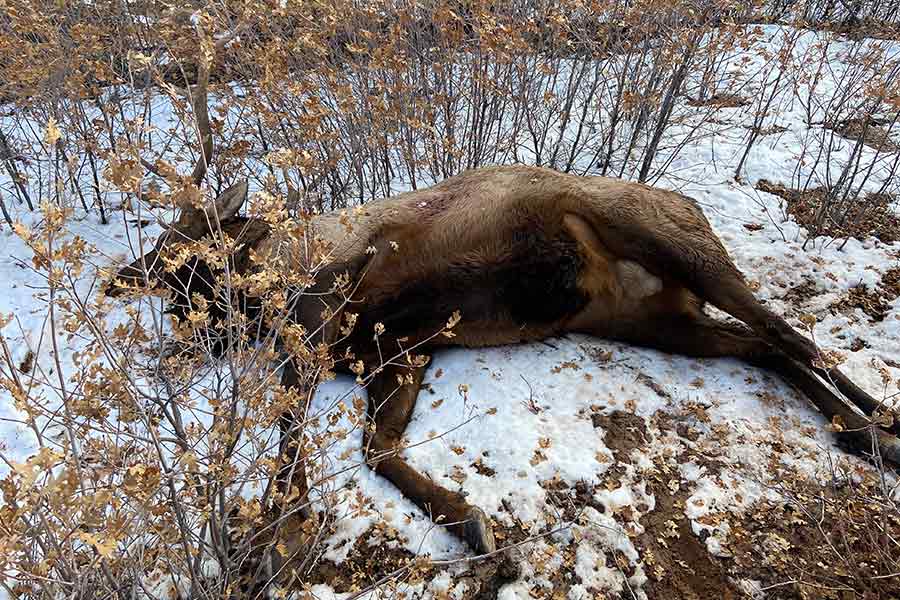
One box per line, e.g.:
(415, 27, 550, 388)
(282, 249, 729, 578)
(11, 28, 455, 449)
(108, 165, 900, 583)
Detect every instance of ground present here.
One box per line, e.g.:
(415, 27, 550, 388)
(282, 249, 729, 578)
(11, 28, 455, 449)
(1, 23, 900, 600)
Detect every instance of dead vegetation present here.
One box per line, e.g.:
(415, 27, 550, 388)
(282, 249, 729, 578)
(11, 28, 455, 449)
(3, 1, 900, 598)
(830, 266, 900, 322)
(757, 179, 900, 243)
(825, 117, 900, 152)
(783, 277, 822, 310)
(817, 18, 900, 41)
(305, 529, 430, 593)
(750, 123, 790, 136)
(637, 412, 900, 600)
(728, 473, 900, 599)
(687, 93, 750, 108)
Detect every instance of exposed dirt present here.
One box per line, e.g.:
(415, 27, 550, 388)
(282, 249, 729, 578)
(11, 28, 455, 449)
(284, 408, 898, 600)
(646, 412, 900, 600)
(850, 337, 870, 352)
(817, 19, 900, 42)
(633, 412, 743, 600)
(587, 411, 741, 599)
(591, 409, 652, 488)
(651, 411, 730, 480)
(826, 117, 899, 153)
(637, 480, 741, 600)
(636, 371, 672, 400)
(541, 477, 608, 524)
(471, 456, 497, 477)
(830, 266, 900, 322)
(750, 123, 790, 136)
(17, 349, 33, 374)
(756, 179, 900, 244)
(782, 277, 821, 311)
(831, 283, 893, 322)
(593, 410, 649, 459)
(306, 528, 430, 592)
(726, 475, 900, 600)
(687, 93, 750, 109)
(451, 552, 521, 600)
(881, 264, 900, 298)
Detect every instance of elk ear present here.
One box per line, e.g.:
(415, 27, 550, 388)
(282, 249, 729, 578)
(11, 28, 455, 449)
(206, 180, 248, 221)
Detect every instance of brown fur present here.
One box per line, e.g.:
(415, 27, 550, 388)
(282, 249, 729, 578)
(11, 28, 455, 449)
(109, 165, 899, 585)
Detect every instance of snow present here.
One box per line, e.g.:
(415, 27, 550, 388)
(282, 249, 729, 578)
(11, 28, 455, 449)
(1, 23, 900, 600)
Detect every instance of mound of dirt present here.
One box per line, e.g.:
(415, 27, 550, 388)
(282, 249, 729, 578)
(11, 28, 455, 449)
(687, 93, 750, 109)
(756, 179, 900, 244)
(825, 117, 899, 153)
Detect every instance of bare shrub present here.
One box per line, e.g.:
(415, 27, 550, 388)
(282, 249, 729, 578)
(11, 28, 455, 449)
(1, 1, 900, 598)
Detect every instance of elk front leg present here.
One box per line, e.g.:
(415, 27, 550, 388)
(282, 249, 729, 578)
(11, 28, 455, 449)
(274, 359, 312, 515)
(364, 360, 496, 555)
(236, 360, 318, 597)
(254, 360, 318, 588)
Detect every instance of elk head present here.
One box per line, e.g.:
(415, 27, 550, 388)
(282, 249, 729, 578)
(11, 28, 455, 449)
(104, 182, 272, 360)
(106, 181, 250, 298)
(104, 49, 272, 349)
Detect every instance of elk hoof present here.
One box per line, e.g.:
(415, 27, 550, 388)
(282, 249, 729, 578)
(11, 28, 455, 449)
(876, 429, 900, 466)
(462, 507, 496, 555)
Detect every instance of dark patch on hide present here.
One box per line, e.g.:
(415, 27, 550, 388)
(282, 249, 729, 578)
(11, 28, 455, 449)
(351, 227, 588, 346)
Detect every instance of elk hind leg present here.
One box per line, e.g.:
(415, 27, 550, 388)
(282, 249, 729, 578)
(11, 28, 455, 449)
(364, 360, 496, 554)
(605, 314, 900, 464)
(701, 270, 894, 427)
(594, 213, 889, 421)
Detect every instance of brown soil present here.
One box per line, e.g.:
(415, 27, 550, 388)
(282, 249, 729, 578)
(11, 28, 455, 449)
(584, 411, 740, 599)
(591, 409, 652, 487)
(756, 179, 900, 244)
(593, 410, 649, 459)
(782, 277, 820, 310)
(451, 552, 521, 600)
(633, 413, 742, 599)
(750, 123, 790, 136)
(849, 337, 870, 352)
(278, 407, 899, 599)
(17, 349, 33, 374)
(825, 117, 899, 153)
(687, 93, 750, 109)
(830, 266, 900, 322)
(637, 479, 741, 600)
(817, 19, 900, 42)
(306, 529, 430, 592)
(726, 475, 900, 599)
(471, 456, 497, 477)
(831, 283, 893, 321)
(304, 504, 519, 598)
(537, 410, 742, 599)
(635, 371, 672, 400)
(647, 412, 900, 600)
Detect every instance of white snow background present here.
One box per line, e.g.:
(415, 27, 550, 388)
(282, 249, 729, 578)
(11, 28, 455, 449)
(1, 24, 900, 599)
